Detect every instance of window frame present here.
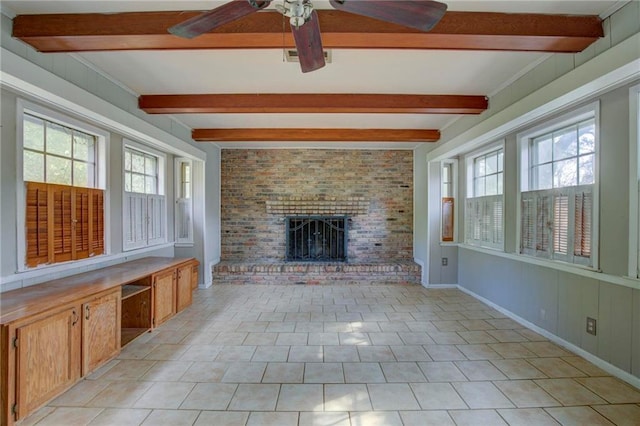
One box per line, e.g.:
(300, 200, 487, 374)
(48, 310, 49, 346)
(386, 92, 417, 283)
(464, 141, 505, 250)
(16, 99, 109, 271)
(517, 102, 600, 270)
(122, 140, 167, 252)
(440, 159, 458, 243)
(629, 83, 640, 279)
(175, 158, 194, 246)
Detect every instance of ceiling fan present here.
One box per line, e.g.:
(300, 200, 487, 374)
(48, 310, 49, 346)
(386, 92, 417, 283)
(168, 0, 447, 73)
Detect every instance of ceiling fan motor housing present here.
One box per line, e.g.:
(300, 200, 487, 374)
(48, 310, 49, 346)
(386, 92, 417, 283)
(276, 0, 315, 27)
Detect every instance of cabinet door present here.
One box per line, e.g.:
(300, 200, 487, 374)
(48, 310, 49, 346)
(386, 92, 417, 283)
(82, 290, 121, 375)
(176, 264, 193, 312)
(153, 269, 176, 327)
(191, 263, 199, 290)
(15, 307, 81, 419)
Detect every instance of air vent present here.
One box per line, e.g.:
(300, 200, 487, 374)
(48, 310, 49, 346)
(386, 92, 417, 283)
(285, 49, 332, 63)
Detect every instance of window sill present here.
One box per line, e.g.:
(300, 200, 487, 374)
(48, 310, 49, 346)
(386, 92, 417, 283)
(174, 242, 195, 248)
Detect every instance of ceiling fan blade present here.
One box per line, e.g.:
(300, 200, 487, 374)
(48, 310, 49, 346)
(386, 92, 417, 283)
(291, 10, 326, 73)
(329, 0, 447, 32)
(169, 0, 270, 39)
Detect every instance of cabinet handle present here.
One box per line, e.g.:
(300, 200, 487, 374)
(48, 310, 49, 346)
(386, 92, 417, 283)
(72, 309, 79, 326)
(85, 305, 90, 320)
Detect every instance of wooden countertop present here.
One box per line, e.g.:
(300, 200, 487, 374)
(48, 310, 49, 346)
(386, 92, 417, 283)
(0, 257, 196, 324)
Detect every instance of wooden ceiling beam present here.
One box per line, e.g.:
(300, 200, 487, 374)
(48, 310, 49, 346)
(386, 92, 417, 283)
(139, 94, 488, 114)
(12, 10, 602, 53)
(192, 128, 440, 142)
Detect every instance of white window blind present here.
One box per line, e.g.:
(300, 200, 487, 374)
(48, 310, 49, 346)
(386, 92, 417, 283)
(465, 195, 504, 249)
(175, 159, 193, 245)
(520, 185, 593, 266)
(123, 145, 166, 251)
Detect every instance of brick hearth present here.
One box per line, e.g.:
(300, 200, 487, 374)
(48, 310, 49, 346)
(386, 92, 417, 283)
(217, 149, 416, 285)
(213, 261, 421, 285)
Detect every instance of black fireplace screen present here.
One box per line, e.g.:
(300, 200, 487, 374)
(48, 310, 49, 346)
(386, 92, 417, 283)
(286, 216, 348, 262)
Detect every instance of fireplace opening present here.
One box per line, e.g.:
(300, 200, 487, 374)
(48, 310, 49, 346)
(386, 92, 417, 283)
(286, 216, 348, 262)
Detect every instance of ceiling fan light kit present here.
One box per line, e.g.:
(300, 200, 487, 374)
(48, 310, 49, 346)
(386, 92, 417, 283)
(168, 0, 448, 73)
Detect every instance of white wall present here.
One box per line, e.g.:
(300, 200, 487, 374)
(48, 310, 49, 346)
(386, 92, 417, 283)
(0, 13, 222, 291)
(421, 1, 640, 384)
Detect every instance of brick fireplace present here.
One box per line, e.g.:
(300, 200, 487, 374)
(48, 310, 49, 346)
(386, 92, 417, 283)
(214, 149, 420, 284)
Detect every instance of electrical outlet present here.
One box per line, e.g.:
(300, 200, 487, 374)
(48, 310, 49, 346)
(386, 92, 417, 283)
(586, 317, 597, 335)
(539, 308, 546, 321)
(441, 257, 448, 266)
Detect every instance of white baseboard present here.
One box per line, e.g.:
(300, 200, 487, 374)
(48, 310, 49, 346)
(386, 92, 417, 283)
(425, 284, 459, 289)
(457, 285, 640, 390)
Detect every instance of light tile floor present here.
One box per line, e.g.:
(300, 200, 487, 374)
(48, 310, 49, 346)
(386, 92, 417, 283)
(23, 284, 640, 425)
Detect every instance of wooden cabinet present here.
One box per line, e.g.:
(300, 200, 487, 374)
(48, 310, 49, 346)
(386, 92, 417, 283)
(191, 263, 199, 290)
(153, 269, 176, 328)
(82, 290, 121, 375)
(1, 257, 197, 425)
(176, 263, 193, 312)
(14, 306, 81, 420)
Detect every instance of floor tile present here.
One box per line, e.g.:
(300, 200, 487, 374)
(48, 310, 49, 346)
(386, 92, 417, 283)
(246, 411, 299, 426)
(324, 346, 359, 362)
(308, 332, 340, 346)
(222, 362, 267, 382)
(456, 360, 508, 381)
(49, 379, 110, 406)
(36, 407, 103, 426)
(87, 381, 154, 408)
(400, 410, 455, 426)
(324, 384, 372, 411)
(87, 408, 151, 426)
(534, 378, 607, 405)
(140, 409, 200, 426)
(389, 345, 431, 361)
(228, 384, 280, 410)
(367, 383, 420, 410)
(357, 345, 395, 362)
(180, 383, 237, 410)
(418, 361, 468, 382)
(380, 362, 426, 382)
(179, 361, 228, 382)
(423, 344, 467, 361)
(448, 409, 508, 426)
(262, 362, 304, 383)
(494, 380, 560, 408)
(575, 377, 640, 403)
(410, 383, 468, 409)
(592, 403, 640, 425)
(304, 362, 344, 383)
(252, 345, 290, 362)
(343, 362, 386, 383)
(140, 361, 192, 381)
(276, 384, 324, 411)
(497, 408, 560, 425)
(298, 412, 350, 426)
(545, 406, 615, 425)
(289, 345, 324, 362)
(528, 357, 587, 378)
(453, 381, 514, 409)
(350, 411, 403, 426)
(133, 382, 195, 409)
(490, 359, 547, 380)
(194, 411, 249, 426)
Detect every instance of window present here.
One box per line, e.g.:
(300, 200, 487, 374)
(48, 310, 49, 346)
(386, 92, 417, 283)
(465, 146, 504, 249)
(441, 160, 456, 242)
(519, 106, 598, 267)
(123, 145, 166, 250)
(175, 159, 193, 245)
(21, 110, 105, 268)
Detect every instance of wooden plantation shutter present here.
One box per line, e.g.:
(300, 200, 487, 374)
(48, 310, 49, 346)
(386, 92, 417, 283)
(175, 198, 192, 243)
(520, 194, 536, 254)
(51, 184, 74, 263)
(441, 197, 454, 242)
(25, 182, 49, 267)
(90, 189, 105, 256)
(25, 182, 104, 267)
(124, 193, 147, 250)
(553, 194, 570, 256)
(536, 194, 551, 256)
(574, 189, 592, 258)
(147, 195, 166, 245)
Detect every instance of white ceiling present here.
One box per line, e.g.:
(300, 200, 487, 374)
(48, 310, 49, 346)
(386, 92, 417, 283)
(2, 1, 623, 149)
